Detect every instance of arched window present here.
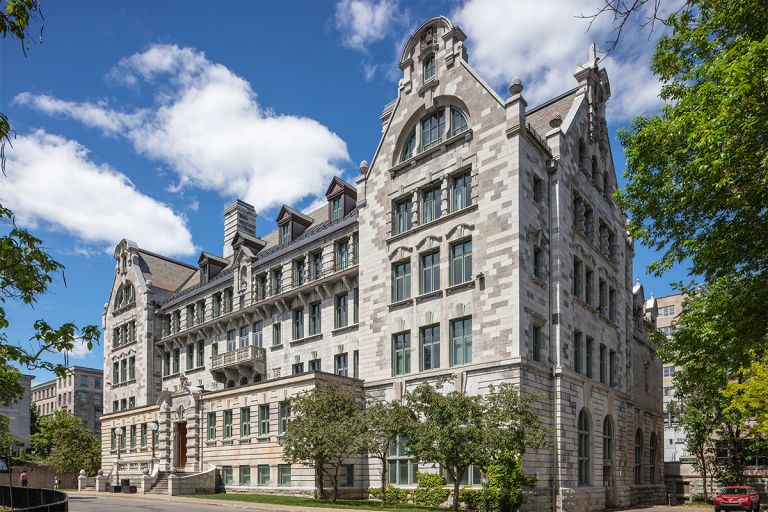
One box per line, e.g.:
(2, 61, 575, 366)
(603, 416, 613, 460)
(451, 107, 468, 136)
(226, 379, 235, 389)
(423, 53, 436, 81)
(401, 130, 416, 162)
(239, 376, 249, 386)
(649, 432, 658, 484)
(635, 429, 644, 484)
(115, 283, 135, 310)
(577, 409, 590, 486)
(421, 110, 445, 151)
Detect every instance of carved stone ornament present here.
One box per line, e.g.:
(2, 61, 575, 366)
(179, 373, 191, 388)
(420, 27, 437, 50)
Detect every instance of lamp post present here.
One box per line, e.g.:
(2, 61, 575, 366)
(148, 422, 158, 471)
(115, 427, 124, 487)
(480, 472, 489, 512)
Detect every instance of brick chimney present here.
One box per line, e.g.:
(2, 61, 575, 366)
(223, 200, 256, 259)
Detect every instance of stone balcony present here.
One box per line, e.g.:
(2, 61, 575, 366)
(210, 345, 266, 386)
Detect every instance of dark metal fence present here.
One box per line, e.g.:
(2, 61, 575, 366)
(0, 485, 68, 511)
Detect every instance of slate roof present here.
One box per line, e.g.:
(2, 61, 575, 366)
(526, 87, 581, 136)
(137, 250, 196, 293)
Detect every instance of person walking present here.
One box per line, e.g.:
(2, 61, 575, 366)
(53, 476, 60, 490)
(19, 469, 29, 487)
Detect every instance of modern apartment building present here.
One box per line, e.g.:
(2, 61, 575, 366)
(98, 17, 664, 511)
(32, 366, 104, 435)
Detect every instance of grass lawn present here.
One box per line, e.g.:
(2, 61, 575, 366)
(195, 493, 441, 511)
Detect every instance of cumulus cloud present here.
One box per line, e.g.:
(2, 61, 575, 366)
(16, 44, 350, 212)
(335, 0, 401, 50)
(67, 337, 94, 360)
(2, 130, 195, 256)
(452, 0, 665, 121)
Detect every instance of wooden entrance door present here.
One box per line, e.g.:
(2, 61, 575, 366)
(176, 422, 187, 468)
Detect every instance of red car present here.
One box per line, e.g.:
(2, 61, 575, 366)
(714, 486, 761, 511)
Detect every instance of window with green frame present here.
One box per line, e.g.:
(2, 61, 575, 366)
(393, 198, 412, 235)
(421, 324, 440, 371)
(278, 464, 291, 486)
(239, 465, 251, 485)
(222, 466, 233, 485)
(449, 239, 472, 285)
(130, 425, 136, 448)
(392, 260, 411, 302)
(451, 171, 472, 211)
(450, 317, 472, 366)
(224, 410, 233, 438)
(392, 331, 411, 376)
(421, 185, 441, 224)
(207, 412, 216, 440)
(141, 423, 148, 447)
(278, 402, 290, 435)
(258, 404, 269, 436)
(240, 407, 251, 437)
(387, 436, 417, 485)
(257, 465, 270, 485)
(423, 53, 435, 81)
(445, 464, 482, 486)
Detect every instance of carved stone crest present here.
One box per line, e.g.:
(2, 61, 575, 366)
(420, 27, 436, 50)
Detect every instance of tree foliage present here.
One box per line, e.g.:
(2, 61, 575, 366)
(30, 410, 100, 475)
(0, 413, 21, 454)
(281, 381, 367, 502)
(405, 381, 546, 512)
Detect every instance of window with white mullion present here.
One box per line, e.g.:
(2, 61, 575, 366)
(421, 110, 445, 151)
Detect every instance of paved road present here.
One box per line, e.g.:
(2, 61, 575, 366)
(67, 493, 713, 512)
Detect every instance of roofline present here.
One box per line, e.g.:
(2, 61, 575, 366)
(526, 87, 580, 115)
(138, 248, 196, 270)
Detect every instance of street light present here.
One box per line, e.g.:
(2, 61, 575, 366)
(480, 473, 489, 512)
(115, 427, 124, 488)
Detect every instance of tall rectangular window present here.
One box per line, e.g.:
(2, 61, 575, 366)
(173, 348, 180, 374)
(392, 332, 411, 376)
(420, 251, 440, 294)
(532, 325, 542, 362)
(599, 278, 607, 315)
(253, 322, 262, 347)
(280, 224, 290, 245)
(335, 353, 348, 376)
(222, 466, 233, 485)
(599, 344, 607, 384)
(353, 349, 359, 378)
(310, 252, 323, 280)
(392, 261, 412, 302)
(574, 331, 582, 374)
(239, 466, 251, 485)
(111, 429, 116, 450)
(423, 54, 436, 81)
(258, 405, 269, 436)
(207, 412, 216, 440)
(239, 325, 250, 349)
(227, 329, 237, 352)
(450, 239, 472, 285)
(213, 293, 222, 317)
(573, 257, 582, 298)
(186, 305, 195, 328)
(387, 436, 417, 485)
(187, 344, 194, 370)
(332, 197, 343, 221)
(278, 465, 291, 486)
(240, 407, 251, 437)
(421, 186, 441, 224)
(533, 246, 543, 279)
(257, 465, 270, 485)
(421, 110, 445, 150)
(309, 359, 321, 372)
(608, 287, 616, 321)
(450, 317, 472, 366)
(341, 464, 355, 487)
(278, 402, 290, 435)
(292, 307, 304, 340)
(533, 175, 543, 202)
(309, 302, 321, 335)
(293, 258, 305, 287)
(256, 274, 267, 300)
(272, 323, 282, 346)
(353, 287, 359, 324)
(272, 268, 283, 295)
(224, 409, 233, 439)
(129, 356, 135, 380)
(586, 337, 594, 378)
(197, 300, 206, 324)
(224, 288, 233, 313)
(141, 423, 148, 447)
(451, 171, 472, 211)
(585, 267, 593, 305)
(609, 350, 617, 387)
(114, 361, 120, 383)
(393, 198, 412, 235)
(130, 425, 136, 448)
(421, 324, 440, 371)
(335, 293, 348, 328)
(121, 359, 127, 382)
(163, 352, 170, 377)
(335, 239, 350, 270)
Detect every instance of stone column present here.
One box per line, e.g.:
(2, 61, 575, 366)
(78, 469, 88, 491)
(94, 470, 108, 492)
(440, 175, 449, 216)
(168, 472, 179, 496)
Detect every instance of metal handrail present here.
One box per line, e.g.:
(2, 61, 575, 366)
(0, 485, 68, 512)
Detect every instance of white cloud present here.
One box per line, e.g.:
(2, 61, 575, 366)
(2, 130, 195, 256)
(16, 44, 350, 213)
(335, 0, 400, 50)
(449, 0, 665, 121)
(67, 337, 93, 360)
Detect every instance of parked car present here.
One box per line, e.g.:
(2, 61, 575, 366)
(713, 486, 760, 511)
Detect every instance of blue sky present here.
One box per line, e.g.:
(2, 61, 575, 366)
(1, 0, 689, 383)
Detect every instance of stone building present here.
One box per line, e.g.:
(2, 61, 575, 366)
(98, 16, 663, 511)
(0, 373, 34, 452)
(31, 366, 104, 436)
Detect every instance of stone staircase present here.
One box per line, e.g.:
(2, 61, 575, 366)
(147, 472, 170, 495)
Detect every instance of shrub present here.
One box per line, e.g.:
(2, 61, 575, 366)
(413, 472, 450, 507)
(459, 487, 484, 511)
(487, 452, 536, 512)
(369, 484, 411, 503)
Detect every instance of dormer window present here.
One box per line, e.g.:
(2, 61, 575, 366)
(423, 53, 436, 81)
(280, 224, 290, 245)
(115, 282, 135, 310)
(201, 264, 209, 284)
(331, 197, 342, 221)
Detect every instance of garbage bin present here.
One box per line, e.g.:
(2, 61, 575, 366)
(121, 479, 130, 487)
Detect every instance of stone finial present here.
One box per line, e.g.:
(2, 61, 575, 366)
(142, 468, 150, 475)
(549, 114, 563, 128)
(359, 161, 369, 174)
(79, 469, 86, 476)
(97, 469, 104, 476)
(508, 77, 523, 95)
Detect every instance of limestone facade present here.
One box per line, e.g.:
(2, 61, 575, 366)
(99, 16, 663, 511)
(31, 366, 103, 435)
(0, 373, 33, 451)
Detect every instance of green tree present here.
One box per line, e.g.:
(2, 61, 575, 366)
(724, 358, 768, 437)
(486, 451, 536, 512)
(360, 399, 413, 505)
(30, 410, 100, 475)
(0, 414, 21, 455)
(281, 381, 367, 502)
(405, 381, 546, 512)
